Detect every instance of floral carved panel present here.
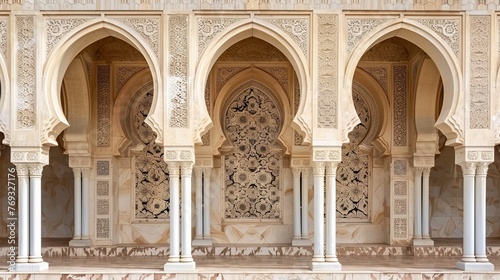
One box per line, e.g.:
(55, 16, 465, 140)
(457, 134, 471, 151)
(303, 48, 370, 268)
(16, 16, 36, 129)
(223, 86, 282, 220)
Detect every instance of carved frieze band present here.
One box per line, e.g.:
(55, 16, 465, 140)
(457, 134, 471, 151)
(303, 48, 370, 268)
(393, 65, 407, 146)
(97, 65, 111, 147)
(312, 147, 341, 162)
(168, 15, 188, 128)
(469, 15, 490, 129)
(11, 150, 49, 165)
(45, 18, 91, 55)
(163, 148, 194, 162)
(317, 14, 338, 129)
(114, 17, 159, 57)
(69, 156, 92, 168)
(198, 18, 242, 57)
(413, 18, 460, 59)
(346, 18, 389, 54)
(0, 18, 7, 59)
(260, 17, 309, 56)
(455, 147, 493, 165)
(16, 16, 36, 129)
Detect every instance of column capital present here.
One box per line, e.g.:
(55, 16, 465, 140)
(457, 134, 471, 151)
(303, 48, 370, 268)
(413, 167, 423, 176)
(81, 168, 91, 177)
(291, 167, 302, 176)
(28, 164, 45, 177)
(325, 162, 338, 175)
(202, 167, 212, 176)
(167, 162, 180, 175)
(15, 164, 30, 176)
(312, 161, 325, 176)
(422, 167, 431, 177)
(193, 167, 203, 178)
(476, 162, 489, 176)
(458, 162, 476, 176)
(72, 167, 82, 177)
(180, 162, 193, 176)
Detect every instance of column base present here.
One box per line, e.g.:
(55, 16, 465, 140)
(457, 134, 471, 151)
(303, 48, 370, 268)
(164, 261, 196, 271)
(456, 261, 494, 271)
(15, 262, 49, 272)
(69, 239, 93, 247)
(192, 238, 213, 247)
(412, 238, 434, 246)
(311, 261, 342, 271)
(292, 238, 312, 246)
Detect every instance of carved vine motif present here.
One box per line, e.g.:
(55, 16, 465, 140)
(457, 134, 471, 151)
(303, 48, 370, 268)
(359, 66, 388, 93)
(0, 19, 7, 59)
(198, 18, 241, 56)
(134, 91, 170, 219)
(46, 18, 90, 55)
(346, 18, 389, 54)
(216, 67, 249, 92)
(413, 18, 460, 59)
(394, 217, 407, 239)
(97, 65, 111, 147)
(16, 16, 36, 129)
(223, 87, 282, 220)
(261, 18, 309, 56)
(317, 14, 338, 129)
(293, 74, 303, 145)
(115, 18, 159, 57)
(469, 16, 490, 129)
(258, 66, 289, 92)
(336, 90, 370, 220)
(116, 66, 147, 93)
(168, 15, 188, 128)
(393, 65, 407, 146)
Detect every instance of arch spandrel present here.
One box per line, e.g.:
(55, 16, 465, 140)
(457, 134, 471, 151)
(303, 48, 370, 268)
(344, 18, 464, 146)
(193, 18, 312, 147)
(0, 53, 9, 145)
(42, 18, 162, 147)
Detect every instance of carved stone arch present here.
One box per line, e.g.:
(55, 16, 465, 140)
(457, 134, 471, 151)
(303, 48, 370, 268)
(353, 69, 390, 155)
(414, 56, 441, 155)
(0, 51, 9, 145)
(193, 19, 311, 146)
(62, 55, 91, 154)
(42, 18, 162, 147)
(345, 18, 463, 146)
(212, 67, 292, 155)
(112, 69, 153, 156)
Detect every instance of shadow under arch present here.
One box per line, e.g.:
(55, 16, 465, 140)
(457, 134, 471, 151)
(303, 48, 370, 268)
(193, 18, 311, 146)
(0, 52, 10, 145)
(42, 18, 161, 147)
(344, 18, 463, 146)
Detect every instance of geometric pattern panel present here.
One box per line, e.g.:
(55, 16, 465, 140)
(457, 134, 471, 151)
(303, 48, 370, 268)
(223, 86, 282, 220)
(133, 91, 170, 219)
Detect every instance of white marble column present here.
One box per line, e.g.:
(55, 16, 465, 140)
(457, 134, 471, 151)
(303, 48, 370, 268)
(292, 168, 301, 242)
(421, 167, 432, 242)
(325, 162, 341, 269)
(70, 168, 82, 244)
(301, 168, 310, 242)
(474, 163, 489, 263)
(16, 164, 29, 264)
(413, 168, 422, 241)
(180, 162, 195, 267)
(203, 168, 212, 243)
(311, 162, 325, 268)
(456, 162, 477, 268)
(166, 163, 180, 263)
(193, 168, 203, 241)
(28, 164, 44, 263)
(81, 168, 91, 244)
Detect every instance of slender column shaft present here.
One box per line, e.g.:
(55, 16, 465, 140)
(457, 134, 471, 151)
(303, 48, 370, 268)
(167, 163, 180, 263)
(475, 163, 489, 262)
(194, 168, 203, 239)
(29, 164, 44, 263)
(413, 168, 422, 239)
(422, 168, 431, 239)
(325, 162, 338, 262)
(292, 168, 301, 238)
(301, 168, 310, 238)
(72, 168, 82, 239)
(180, 162, 194, 262)
(312, 162, 325, 262)
(16, 165, 29, 263)
(461, 162, 476, 263)
(81, 168, 90, 239)
(203, 168, 211, 238)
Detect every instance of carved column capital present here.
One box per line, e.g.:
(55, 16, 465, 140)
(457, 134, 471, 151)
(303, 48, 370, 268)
(413, 167, 423, 177)
(325, 162, 338, 175)
(72, 167, 82, 177)
(81, 168, 91, 177)
(193, 167, 203, 178)
(167, 162, 180, 175)
(476, 162, 489, 176)
(292, 168, 302, 177)
(312, 162, 325, 176)
(28, 164, 45, 177)
(458, 162, 476, 176)
(15, 164, 30, 177)
(181, 162, 193, 176)
(422, 167, 431, 178)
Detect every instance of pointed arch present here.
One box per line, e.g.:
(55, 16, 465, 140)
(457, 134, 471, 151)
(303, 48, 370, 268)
(0, 53, 10, 145)
(193, 18, 311, 145)
(344, 18, 463, 146)
(42, 18, 161, 146)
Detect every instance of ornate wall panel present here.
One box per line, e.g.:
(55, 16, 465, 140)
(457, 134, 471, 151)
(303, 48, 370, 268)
(114, 17, 159, 57)
(217, 37, 287, 62)
(45, 18, 91, 55)
(95, 161, 111, 240)
(0, 18, 7, 59)
(317, 14, 338, 129)
(97, 65, 111, 146)
(412, 18, 460, 59)
(393, 65, 407, 146)
(16, 16, 36, 129)
(259, 17, 309, 56)
(359, 66, 388, 93)
(223, 85, 283, 220)
(469, 15, 490, 129)
(257, 66, 289, 92)
(132, 91, 170, 219)
(216, 67, 249, 92)
(346, 18, 390, 54)
(197, 18, 242, 57)
(115, 66, 147, 93)
(168, 15, 188, 128)
(202, 73, 211, 146)
(294, 74, 303, 145)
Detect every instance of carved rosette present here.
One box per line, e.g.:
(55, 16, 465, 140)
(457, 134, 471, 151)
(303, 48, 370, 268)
(45, 18, 91, 55)
(413, 18, 460, 59)
(469, 15, 490, 129)
(198, 18, 242, 57)
(317, 14, 338, 129)
(346, 18, 390, 54)
(259, 17, 309, 57)
(168, 15, 188, 128)
(16, 16, 36, 129)
(114, 17, 159, 57)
